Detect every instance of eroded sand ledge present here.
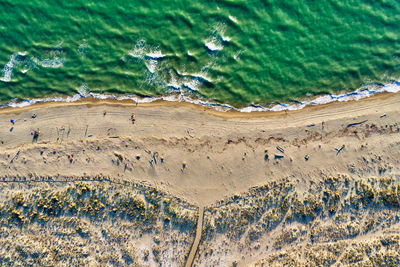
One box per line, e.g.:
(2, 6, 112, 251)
(0, 93, 399, 206)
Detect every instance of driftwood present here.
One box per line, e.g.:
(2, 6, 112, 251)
(335, 145, 345, 156)
(347, 120, 368, 128)
(10, 150, 20, 163)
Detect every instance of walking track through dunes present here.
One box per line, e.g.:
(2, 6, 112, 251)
(0, 173, 398, 266)
(0, 93, 399, 265)
(185, 206, 204, 267)
(0, 94, 400, 205)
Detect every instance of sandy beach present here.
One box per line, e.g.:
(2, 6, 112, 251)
(0, 93, 400, 206)
(0, 94, 399, 265)
(1, 0, 400, 264)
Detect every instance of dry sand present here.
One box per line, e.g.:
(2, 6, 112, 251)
(0, 93, 400, 206)
(0, 93, 400, 266)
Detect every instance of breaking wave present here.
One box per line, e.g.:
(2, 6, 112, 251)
(1, 81, 399, 113)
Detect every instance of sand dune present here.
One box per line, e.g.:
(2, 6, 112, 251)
(0, 94, 399, 265)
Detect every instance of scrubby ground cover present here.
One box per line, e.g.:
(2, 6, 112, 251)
(0, 179, 198, 266)
(196, 176, 400, 266)
(0, 175, 398, 266)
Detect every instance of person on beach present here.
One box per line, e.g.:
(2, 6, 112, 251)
(131, 113, 136, 124)
(32, 129, 40, 142)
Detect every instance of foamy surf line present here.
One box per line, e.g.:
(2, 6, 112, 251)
(0, 82, 399, 112)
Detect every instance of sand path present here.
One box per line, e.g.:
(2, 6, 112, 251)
(185, 206, 204, 267)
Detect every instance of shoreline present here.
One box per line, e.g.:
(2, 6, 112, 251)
(0, 80, 399, 117)
(0, 87, 399, 119)
(1, 91, 399, 205)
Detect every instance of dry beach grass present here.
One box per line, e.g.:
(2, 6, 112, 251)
(0, 93, 399, 265)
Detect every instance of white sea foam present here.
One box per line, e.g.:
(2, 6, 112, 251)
(214, 22, 231, 43)
(1, 81, 399, 113)
(221, 35, 231, 42)
(78, 84, 89, 96)
(179, 69, 211, 91)
(166, 72, 181, 91)
(228, 16, 238, 23)
(205, 22, 230, 52)
(0, 53, 29, 82)
(144, 59, 158, 73)
(205, 37, 224, 52)
(382, 83, 400, 93)
(183, 79, 200, 91)
(236, 82, 400, 112)
(127, 38, 213, 96)
(36, 56, 64, 68)
(145, 48, 164, 59)
(191, 74, 211, 84)
(1, 51, 66, 82)
(5, 94, 81, 108)
(128, 39, 147, 60)
(234, 50, 243, 60)
(0, 55, 16, 82)
(167, 84, 181, 91)
(213, 22, 226, 35)
(128, 41, 165, 76)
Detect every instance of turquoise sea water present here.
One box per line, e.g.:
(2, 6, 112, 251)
(0, 0, 399, 109)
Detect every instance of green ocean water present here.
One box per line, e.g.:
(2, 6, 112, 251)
(0, 0, 399, 108)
